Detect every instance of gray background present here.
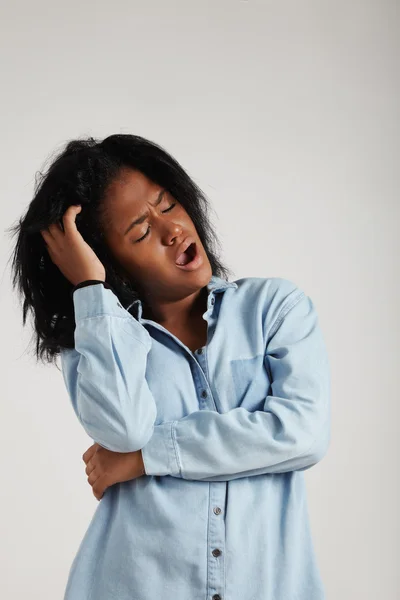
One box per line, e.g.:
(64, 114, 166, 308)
(1, 1, 399, 598)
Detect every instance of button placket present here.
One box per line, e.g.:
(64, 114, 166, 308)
(191, 289, 226, 598)
(208, 481, 226, 599)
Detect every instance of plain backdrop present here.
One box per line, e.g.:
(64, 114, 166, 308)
(1, 1, 399, 599)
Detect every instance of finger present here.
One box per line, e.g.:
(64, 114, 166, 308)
(62, 204, 82, 235)
(40, 232, 57, 261)
(47, 221, 64, 237)
(87, 469, 100, 485)
(92, 474, 108, 500)
(82, 443, 99, 464)
(40, 228, 55, 242)
(85, 458, 96, 476)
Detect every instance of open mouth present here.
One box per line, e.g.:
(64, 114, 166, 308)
(175, 242, 197, 266)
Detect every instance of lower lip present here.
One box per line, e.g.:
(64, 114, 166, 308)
(175, 247, 204, 271)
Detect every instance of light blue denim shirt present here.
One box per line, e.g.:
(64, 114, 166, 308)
(60, 274, 331, 600)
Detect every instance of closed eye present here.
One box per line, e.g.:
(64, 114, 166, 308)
(135, 203, 177, 243)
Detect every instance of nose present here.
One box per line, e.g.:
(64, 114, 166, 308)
(162, 221, 184, 246)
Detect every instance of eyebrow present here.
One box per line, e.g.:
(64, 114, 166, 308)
(123, 189, 166, 236)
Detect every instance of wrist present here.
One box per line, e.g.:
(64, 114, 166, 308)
(70, 279, 112, 298)
(75, 276, 105, 285)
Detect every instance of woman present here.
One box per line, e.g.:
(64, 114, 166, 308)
(8, 134, 331, 600)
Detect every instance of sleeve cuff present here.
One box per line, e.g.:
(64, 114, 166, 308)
(72, 283, 152, 350)
(141, 421, 181, 477)
(73, 282, 130, 320)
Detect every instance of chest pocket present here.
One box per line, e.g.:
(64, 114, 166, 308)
(229, 353, 271, 412)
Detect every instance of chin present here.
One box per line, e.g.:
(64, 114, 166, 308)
(176, 260, 212, 293)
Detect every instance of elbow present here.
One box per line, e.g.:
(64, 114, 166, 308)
(307, 437, 330, 466)
(300, 389, 331, 467)
(124, 421, 155, 453)
(85, 424, 155, 454)
(79, 412, 156, 454)
(297, 418, 331, 470)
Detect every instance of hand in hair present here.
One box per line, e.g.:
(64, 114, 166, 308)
(40, 204, 106, 286)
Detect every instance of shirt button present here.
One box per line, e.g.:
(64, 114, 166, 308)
(212, 548, 221, 557)
(201, 390, 208, 398)
(213, 506, 222, 515)
(211, 297, 215, 305)
(212, 595, 221, 600)
(197, 348, 203, 354)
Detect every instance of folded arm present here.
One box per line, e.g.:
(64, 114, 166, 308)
(141, 289, 331, 481)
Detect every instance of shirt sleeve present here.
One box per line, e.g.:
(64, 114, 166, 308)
(140, 290, 331, 480)
(60, 283, 158, 453)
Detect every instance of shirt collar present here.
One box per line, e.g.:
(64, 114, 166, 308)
(126, 274, 237, 321)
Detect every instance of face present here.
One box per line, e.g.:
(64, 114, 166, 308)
(101, 168, 212, 313)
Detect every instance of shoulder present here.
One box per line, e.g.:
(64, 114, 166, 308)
(232, 275, 305, 306)
(230, 276, 307, 333)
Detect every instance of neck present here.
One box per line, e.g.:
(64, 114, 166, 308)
(141, 286, 208, 326)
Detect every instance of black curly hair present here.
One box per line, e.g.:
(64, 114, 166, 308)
(5, 133, 233, 366)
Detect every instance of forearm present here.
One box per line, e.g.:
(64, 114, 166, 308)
(141, 292, 331, 480)
(61, 283, 157, 453)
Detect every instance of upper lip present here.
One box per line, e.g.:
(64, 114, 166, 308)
(175, 236, 195, 263)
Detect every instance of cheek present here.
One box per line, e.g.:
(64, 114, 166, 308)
(133, 250, 175, 289)
(105, 241, 140, 274)
(133, 249, 165, 274)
